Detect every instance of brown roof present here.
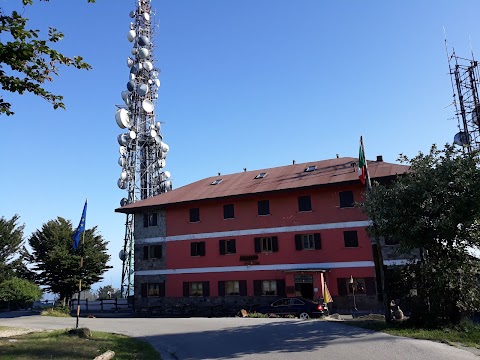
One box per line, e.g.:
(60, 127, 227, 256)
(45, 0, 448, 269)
(115, 157, 409, 214)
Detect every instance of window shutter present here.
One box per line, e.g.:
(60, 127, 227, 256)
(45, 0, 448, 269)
(202, 281, 210, 297)
(314, 233, 321, 250)
(295, 235, 302, 250)
(143, 214, 149, 227)
(183, 282, 190, 297)
(272, 236, 279, 252)
(141, 283, 148, 297)
(253, 280, 262, 296)
(154, 245, 162, 258)
(239, 280, 247, 296)
(190, 242, 196, 256)
(277, 280, 286, 297)
(143, 246, 149, 260)
(151, 213, 158, 226)
(159, 283, 166, 297)
(199, 242, 206, 256)
(219, 240, 226, 255)
(218, 281, 225, 297)
(365, 277, 377, 295)
(254, 238, 261, 253)
(337, 278, 347, 296)
(229, 239, 236, 254)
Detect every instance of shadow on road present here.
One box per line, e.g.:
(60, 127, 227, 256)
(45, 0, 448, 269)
(0, 311, 38, 319)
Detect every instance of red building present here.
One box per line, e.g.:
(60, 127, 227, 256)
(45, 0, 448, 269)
(117, 156, 409, 312)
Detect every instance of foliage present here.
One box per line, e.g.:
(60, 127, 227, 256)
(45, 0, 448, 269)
(96, 285, 121, 300)
(0, 277, 42, 310)
(0, 0, 95, 116)
(363, 144, 480, 327)
(0, 328, 160, 360)
(0, 214, 34, 283)
(28, 217, 112, 304)
(41, 306, 71, 317)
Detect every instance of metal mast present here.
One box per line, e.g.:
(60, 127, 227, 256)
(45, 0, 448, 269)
(115, 0, 172, 297)
(447, 47, 480, 152)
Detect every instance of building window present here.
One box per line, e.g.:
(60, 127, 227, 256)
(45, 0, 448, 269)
(295, 234, 321, 250)
(223, 204, 234, 219)
(143, 213, 158, 227)
(226, 281, 240, 295)
(141, 282, 165, 297)
(337, 277, 376, 296)
(255, 172, 267, 179)
(348, 278, 366, 294)
(143, 245, 162, 259)
(219, 239, 236, 255)
(344, 230, 359, 247)
(339, 191, 354, 208)
(253, 279, 286, 296)
(254, 236, 278, 253)
(190, 241, 206, 256)
(257, 200, 270, 215)
(183, 281, 210, 297)
(298, 195, 312, 212)
(262, 280, 277, 296)
(190, 208, 200, 222)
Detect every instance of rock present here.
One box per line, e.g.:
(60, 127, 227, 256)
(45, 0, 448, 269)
(68, 327, 92, 338)
(94, 350, 115, 360)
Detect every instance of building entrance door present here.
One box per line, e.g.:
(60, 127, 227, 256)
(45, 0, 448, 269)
(294, 274, 314, 300)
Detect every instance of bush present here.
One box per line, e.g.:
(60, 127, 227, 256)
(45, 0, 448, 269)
(0, 277, 42, 310)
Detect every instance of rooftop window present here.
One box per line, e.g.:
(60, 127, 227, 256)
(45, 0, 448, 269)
(255, 172, 267, 179)
(304, 165, 317, 172)
(210, 179, 222, 185)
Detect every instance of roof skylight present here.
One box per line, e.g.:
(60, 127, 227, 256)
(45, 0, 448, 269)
(304, 165, 317, 172)
(255, 172, 267, 179)
(210, 179, 223, 185)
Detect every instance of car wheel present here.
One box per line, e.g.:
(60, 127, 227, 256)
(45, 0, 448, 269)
(298, 312, 310, 320)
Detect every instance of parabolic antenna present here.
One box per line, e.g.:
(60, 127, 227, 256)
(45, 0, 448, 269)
(115, 108, 131, 129)
(163, 180, 172, 191)
(118, 157, 126, 167)
(127, 57, 134, 67)
(129, 130, 137, 139)
(127, 30, 136, 42)
(158, 159, 166, 168)
(155, 121, 161, 130)
(127, 80, 136, 92)
(454, 131, 471, 146)
(138, 47, 149, 59)
(150, 129, 157, 138)
(143, 61, 153, 71)
(129, 10, 135, 18)
(119, 249, 126, 261)
(130, 47, 137, 55)
(117, 134, 128, 146)
(163, 171, 171, 179)
(119, 146, 127, 155)
(143, 12, 150, 22)
(117, 179, 127, 189)
(138, 84, 149, 96)
(155, 135, 162, 144)
(142, 99, 154, 113)
(160, 142, 169, 153)
(121, 171, 128, 180)
(138, 35, 150, 47)
(120, 198, 129, 207)
(154, 78, 160, 87)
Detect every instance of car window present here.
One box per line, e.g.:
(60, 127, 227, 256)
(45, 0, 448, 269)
(291, 299, 304, 305)
(272, 299, 290, 307)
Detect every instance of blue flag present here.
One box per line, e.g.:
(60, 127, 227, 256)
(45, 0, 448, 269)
(73, 200, 87, 251)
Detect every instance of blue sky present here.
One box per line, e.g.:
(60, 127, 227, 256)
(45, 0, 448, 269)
(2, 0, 479, 291)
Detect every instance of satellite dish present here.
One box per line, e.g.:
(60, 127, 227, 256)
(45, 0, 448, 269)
(143, 61, 153, 71)
(127, 30, 136, 42)
(117, 179, 127, 189)
(117, 134, 128, 146)
(155, 135, 162, 144)
(115, 108, 130, 129)
(151, 129, 157, 138)
(127, 80, 136, 92)
(163, 180, 173, 191)
(119, 249, 126, 261)
(152, 70, 159, 78)
(156, 121, 161, 130)
(154, 78, 160, 87)
(142, 99, 154, 113)
(160, 142, 169, 153)
(158, 159, 166, 168)
(138, 83, 149, 96)
(129, 130, 137, 139)
(143, 13, 150, 22)
(118, 157, 126, 167)
(163, 171, 171, 179)
(120, 198, 129, 207)
(454, 131, 471, 146)
(129, 10, 135, 18)
(121, 171, 128, 180)
(129, 73, 136, 81)
(130, 47, 137, 55)
(119, 146, 127, 155)
(138, 47, 149, 59)
(127, 57, 134, 67)
(138, 35, 150, 47)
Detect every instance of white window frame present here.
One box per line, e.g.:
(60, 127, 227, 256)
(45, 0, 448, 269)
(260, 237, 273, 252)
(302, 234, 315, 250)
(226, 281, 240, 296)
(189, 282, 203, 297)
(147, 283, 160, 297)
(262, 280, 277, 296)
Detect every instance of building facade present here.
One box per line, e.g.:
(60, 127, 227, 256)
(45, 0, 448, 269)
(116, 156, 409, 312)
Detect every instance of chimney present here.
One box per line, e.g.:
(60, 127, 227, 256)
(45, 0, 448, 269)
(292, 160, 296, 165)
(376, 155, 383, 162)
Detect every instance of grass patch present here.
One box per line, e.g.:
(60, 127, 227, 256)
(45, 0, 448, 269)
(40, 308, 71, 317)
(342, 318, 480, 349)
(0, 328, 160, 359)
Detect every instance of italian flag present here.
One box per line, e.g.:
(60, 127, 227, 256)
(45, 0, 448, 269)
(358, 142, 366, 184)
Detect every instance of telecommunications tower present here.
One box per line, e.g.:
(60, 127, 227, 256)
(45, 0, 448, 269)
(115, 0, 172, 297)
(447, 46, 480, 152)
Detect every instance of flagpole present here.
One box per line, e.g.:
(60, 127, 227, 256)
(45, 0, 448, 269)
(73, 198, 87, 329)
(360, 137, 391, 322)
(75, 229, 85, 329)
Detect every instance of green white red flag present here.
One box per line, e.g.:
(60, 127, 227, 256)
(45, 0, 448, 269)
(358, 141, 366, 184)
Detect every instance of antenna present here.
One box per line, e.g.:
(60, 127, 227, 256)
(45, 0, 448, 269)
(115, 0, 173, 297)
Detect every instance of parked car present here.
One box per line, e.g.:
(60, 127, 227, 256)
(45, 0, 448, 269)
(251, 297, 328, 319)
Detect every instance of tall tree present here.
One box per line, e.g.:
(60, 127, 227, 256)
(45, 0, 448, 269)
(0, 214, 31, 283)
(0, 0, 95, 115)
(363, 144, 480, 327)
(28, 217, 111, 304)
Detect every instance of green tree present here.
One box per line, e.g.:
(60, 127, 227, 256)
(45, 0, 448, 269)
(0, 0, 95, 116)
(28, 217, 111, 305)
(97, 285, 121, 300)
(363, 144, 480, 327)
(0, 214, 33, 283)
(0, 277, 42, 310)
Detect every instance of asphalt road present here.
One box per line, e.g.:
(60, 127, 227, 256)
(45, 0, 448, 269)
(0, 312, 478, 360)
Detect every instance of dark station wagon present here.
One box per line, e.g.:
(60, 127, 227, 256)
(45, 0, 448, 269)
(252, 297, 329, 319)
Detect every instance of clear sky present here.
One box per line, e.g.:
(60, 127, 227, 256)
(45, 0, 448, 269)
(2, 0, 479, 291)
